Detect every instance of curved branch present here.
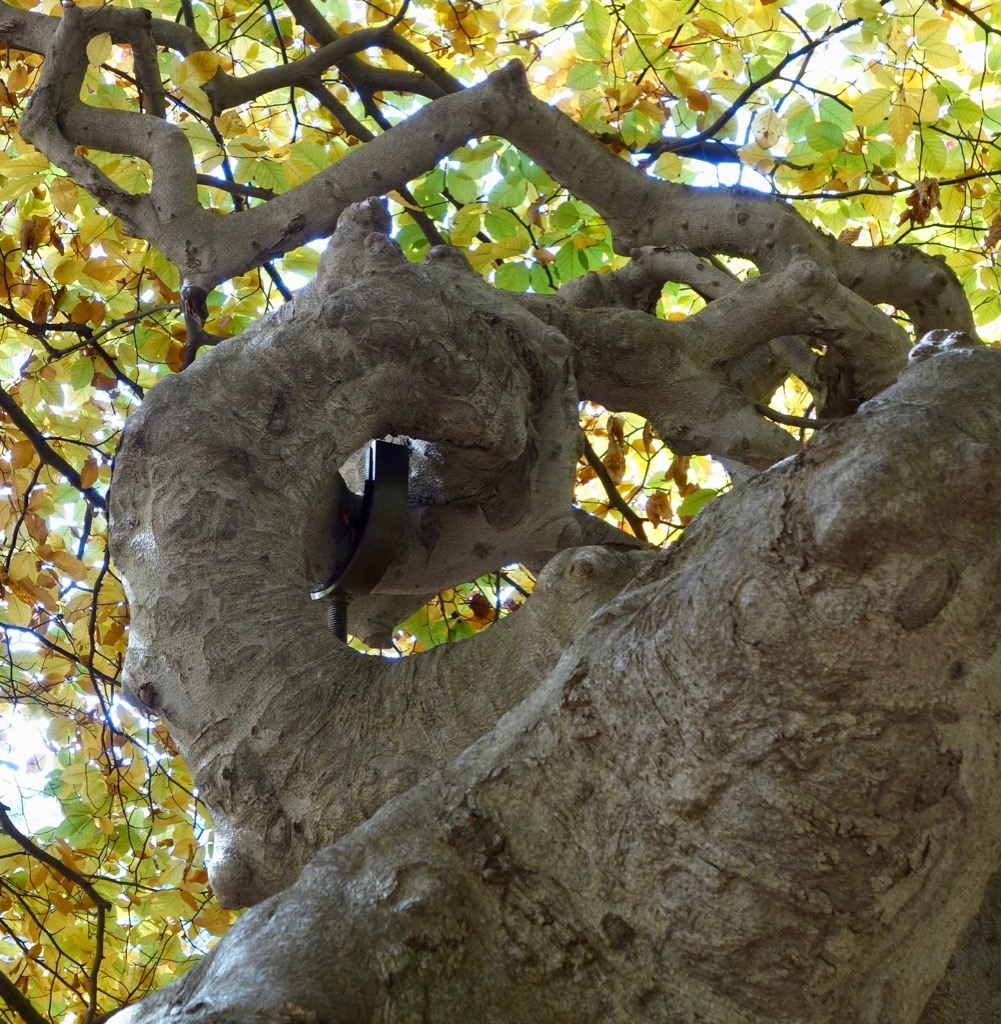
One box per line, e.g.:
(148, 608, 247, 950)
(207, 24, 439, 110)
(4, 12, 976, 343)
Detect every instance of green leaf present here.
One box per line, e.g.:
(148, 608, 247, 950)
(620, 110, 659, 148)
(70, 357, 95, 392)
(494, 261, 531, 291)
(547, 0, 582, 29)
(285, 140, 329, 186)
(488, 176, 527, 207)
(804, 120, 845, 153)
(582, 0, 610, 41)
(948, 97, 983, 126)
(819, 97, 853, 131)
(553, 201, 582, 229)
(574, 32, 605, 60)
(447, 172, 482, 205)
(450, 203, 482, 245)
(553, 239, 587, 284)
(865, 139, 897, 169)
(395, 223, 429, 261)
(484, 209, 521, 240)
(852, 89, 892, 128)
(253, 161, 287, 194)
(919, 130, 947, 173)
(677, 488, 720, 517)
(566, 61, 600, 91)
(147, 249, 180, 291)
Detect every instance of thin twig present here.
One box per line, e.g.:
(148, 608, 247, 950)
(0, 388, 106, 511)
(754, 402, 844, 429)
(581, 431, 648, 542)
(0, 803, 113, 1024)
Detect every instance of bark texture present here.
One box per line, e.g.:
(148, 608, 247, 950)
(109, 342, 1001, 1023)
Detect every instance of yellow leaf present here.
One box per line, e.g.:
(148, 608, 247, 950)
(9, 438, 35, 469)
(692, 17, 728, 38)
(177, 51, 220, 88)
(80, 458, 99, 488)
(852, 88, 892, 128)
(179, 83, 214, 119)
(887, 103, 912, 147)
(751, 108, 784, 149)
(48, 176, 79, 214)
(86, 33, 113, 67)
(6, 64, 31, 93)
(0, 149, 49, 175)
(84, 257, 124, 283)
(194, 902, 234, 936)
(5, 593, 32, 626)
(52, 255, 86, 286)
(50, 549, 89, 581)
(385, 189, 423, 211)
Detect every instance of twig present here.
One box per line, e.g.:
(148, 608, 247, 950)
(754, 402, 844, 429)
(0, 968, 50, 1024)
(0, 388, 107, 511)
(0, 623, 118, 686)
(0, 803, 113, 1024)
(943, 0, 997, 35)
(581, 431, 648, 542)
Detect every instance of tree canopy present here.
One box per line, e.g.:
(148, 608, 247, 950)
(0, 0, 999, 1021)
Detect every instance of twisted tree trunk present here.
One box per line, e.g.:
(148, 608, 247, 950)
(109, 218, 1001, 1019)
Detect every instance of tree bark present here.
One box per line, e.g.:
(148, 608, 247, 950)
(109, 326, 1001, 1021)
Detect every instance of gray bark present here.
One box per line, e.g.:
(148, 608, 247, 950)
(108, 336, 1001, 1023)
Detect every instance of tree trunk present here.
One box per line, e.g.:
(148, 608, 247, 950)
(108, 228, 1001, 1019)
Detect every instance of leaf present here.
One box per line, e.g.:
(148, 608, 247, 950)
(566, 62, 600, 91)
(253, 160, 287, 194)
(581, 0, 610, 41)
(919, 131, 947, 174)
(48, 177, 79, 214)
(645, 490, 672, 527)
(49, 550, 90, 581)
(887, 103, 913, 146)
(86, 34, 113, 67)
(751, 108, 784, 149)
(494, 262, 530, 291)
(177, 51, 220, 88)
(677, 488, 720, 518)
(70, 357, 95, 392)
(899, 177, 941, 227)
(916, 18, 960, 70)
(79, 458, 99, 489)
(852, 88, 892, 128)
(948, 97, 982, 126)
(9, 438, 35, 469)
(804, 121, 844, 153)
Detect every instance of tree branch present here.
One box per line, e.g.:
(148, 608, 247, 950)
(0, 969, 51, 1024)
(0, 803, 112, 1024)
(3, 2, 974, 346)
(0, 386, 107, 511)
(581, 431, 648, 542)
